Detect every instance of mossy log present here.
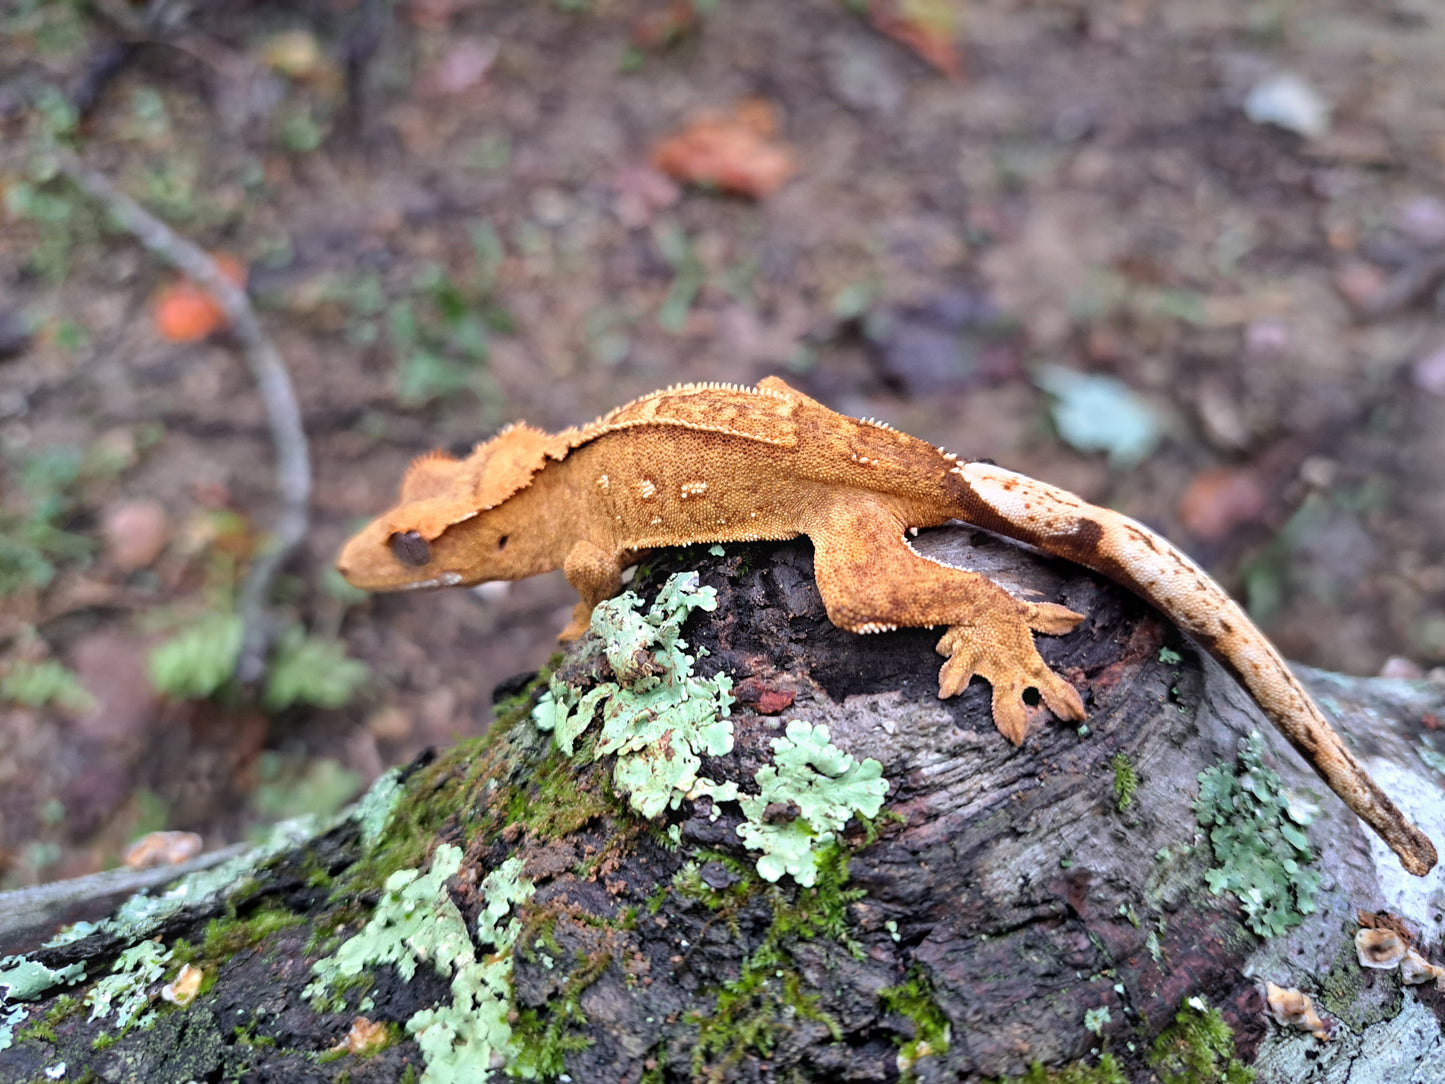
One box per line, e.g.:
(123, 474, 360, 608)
(3, 530, 1443, 1083)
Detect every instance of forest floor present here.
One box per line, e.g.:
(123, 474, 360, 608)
(1, 0, 1443, 889)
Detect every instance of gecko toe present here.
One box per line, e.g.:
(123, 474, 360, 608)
(1038, 671, 1086, 722)
(989, 685, 1030, 745)
(1026, 602, 1086, 635)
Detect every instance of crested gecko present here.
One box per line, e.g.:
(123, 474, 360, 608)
(337, 376, 1437, 876)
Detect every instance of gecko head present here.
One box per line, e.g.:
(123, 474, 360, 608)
(336, 423, 564, 592)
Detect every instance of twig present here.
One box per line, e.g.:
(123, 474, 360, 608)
(55, 148, 312, 683)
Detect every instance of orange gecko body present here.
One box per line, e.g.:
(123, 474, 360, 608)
(338, 377, 1436, 876)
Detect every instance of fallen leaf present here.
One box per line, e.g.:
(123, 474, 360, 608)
(1331, 259, 1388, 312)
(421, 37, 498, 97)
(152, 254, 247, 343)
(125, 831, 203, 869)
(260, 30, 326, 80)
(102, 499, 169, 572)
(632, 1, 701, 51)
(651, 99, 796, 199)
(1177, 466, 1268, 541)
(866, 0, 963, 80)
(331, 1016, 390, 1055)
(1033, 364, 1162, 467)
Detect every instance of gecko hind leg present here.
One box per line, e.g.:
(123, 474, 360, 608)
(805, 499, 1087, 745)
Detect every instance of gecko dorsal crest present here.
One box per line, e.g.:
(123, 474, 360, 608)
(338, 377, 1437, 877)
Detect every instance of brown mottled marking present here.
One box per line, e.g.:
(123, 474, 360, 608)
(337, 377, 1436, 877)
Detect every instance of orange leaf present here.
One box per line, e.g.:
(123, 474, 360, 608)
(151, 254, 247, 343)
(651, 99, 796, 199)
(867, 0, 964, 80)
(632, 1, 700, 51)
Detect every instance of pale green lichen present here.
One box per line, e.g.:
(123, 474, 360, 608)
(305, 845, 472, 1009)
(533, 572, 738, 818)
(1193, 732, 1319, 938)
(351, 766, 405, 846)
(736, 720, 887, 887)
(305, 844, 536, 1084)
(535, 572, 888, 887)
(84, 940, 170, 1030)
(0, 956, 88, 1051)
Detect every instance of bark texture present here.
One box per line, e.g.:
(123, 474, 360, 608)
(3, 530, 1443, 1083)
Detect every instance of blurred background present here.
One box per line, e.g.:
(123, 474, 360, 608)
(1, 0, 1443, 888)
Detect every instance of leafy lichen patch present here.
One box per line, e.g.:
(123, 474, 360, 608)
(736, 720, 887, 887)
(534, 571, 887, 887)
(84, 940, 170, 1031)
(306, 844, 538, 1083)
(1193, 732, 1320, 938)
(534, 571, 739, 819)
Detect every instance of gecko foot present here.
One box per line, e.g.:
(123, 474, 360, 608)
(935, 620, 1086, 745)
(558, 601, 593, 642)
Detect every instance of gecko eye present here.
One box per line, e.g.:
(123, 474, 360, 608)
(389, 530, 431, 567)
(497, 535, 509, 551)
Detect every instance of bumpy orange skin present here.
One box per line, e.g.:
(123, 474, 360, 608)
(338, 377, 1436, 877)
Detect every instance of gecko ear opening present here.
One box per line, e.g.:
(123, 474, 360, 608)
(389, 530, 431, 567)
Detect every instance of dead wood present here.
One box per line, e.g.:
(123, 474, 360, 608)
(3, 531, 1442, 1082)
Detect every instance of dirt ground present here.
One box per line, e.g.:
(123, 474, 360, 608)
(1, 0, 1443, 888)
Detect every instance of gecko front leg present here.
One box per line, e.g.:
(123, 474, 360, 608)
(803, 498, 1086, 744)
(560, 539, 626, 640)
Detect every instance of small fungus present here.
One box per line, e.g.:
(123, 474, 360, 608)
(1264, 981, 1330, 1041)
(1400, 949, 1445, 989)
(124, 831, 203, 869)
(1355, 927, 1408, 969)
(160, 963, 203, 1007)
(332, 1015, 390, 1055)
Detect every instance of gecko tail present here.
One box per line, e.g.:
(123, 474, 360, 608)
(950, 460, 1438, 878)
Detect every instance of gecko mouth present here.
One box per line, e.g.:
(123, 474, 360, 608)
(398, 572, 464, 590)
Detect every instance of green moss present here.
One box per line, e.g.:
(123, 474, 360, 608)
(509, 948, 606, 1077)
(878, 965, 951, 1076)
(200, 900, 306, 959)
(1147, 997, 1253, 1084)
(1009, 1054, 1127, 1084)
(1193, 732, 1320, 938)
(502, 728, 618, 839)
(1111, 752, 1137, 812)
(489, 656, 565, 730)
(680, 849, 867, 1077)
(338, 737, 490, 896)
(13, 993, 80, 1044)
(232, 1018, 278, 1048)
